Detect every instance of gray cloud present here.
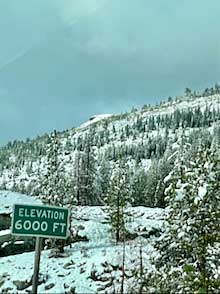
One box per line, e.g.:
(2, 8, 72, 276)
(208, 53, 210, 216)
(0, 0, 220, 145)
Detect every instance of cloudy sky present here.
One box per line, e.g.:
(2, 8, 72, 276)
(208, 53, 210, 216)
(0, 0, 220, 145)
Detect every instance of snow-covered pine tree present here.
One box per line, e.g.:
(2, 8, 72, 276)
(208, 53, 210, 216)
(40, 131, 77, 206)
(143, 145, 220, 293)
(95, 154, 111, 203)
(73, 145, 97, 205)
(40, 130, 77, 254)
(130, 164, 147, 206)
(40, 130, 61, 205)
(105, 160, 131, 243)
(82, 143, 97, 205)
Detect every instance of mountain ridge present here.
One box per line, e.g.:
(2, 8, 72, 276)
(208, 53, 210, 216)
(1, 86, 220, 207)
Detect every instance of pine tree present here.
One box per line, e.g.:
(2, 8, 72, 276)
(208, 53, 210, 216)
(144, 145, 220, 293)
(105, 161, 130, 243)
(40, 130, 63, 205)
(39, 131, 64, 253)
(96, 155, 111, 202)
(73, 145, 97, 205)
(83, 142, 97, 204)
(130, 165, 147, 206)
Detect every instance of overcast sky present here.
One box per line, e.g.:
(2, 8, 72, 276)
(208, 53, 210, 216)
(0, 0, 220, 145)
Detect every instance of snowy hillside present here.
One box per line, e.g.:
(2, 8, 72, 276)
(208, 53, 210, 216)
(79, 114, 113, 129)
(1, 90, 220, 207)
(0, 88, 220, 293)
(0, 206, 165, 293)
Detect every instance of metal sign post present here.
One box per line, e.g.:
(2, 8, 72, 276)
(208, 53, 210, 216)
(11, 204, 70, 294)
(32, 237, 42, 294)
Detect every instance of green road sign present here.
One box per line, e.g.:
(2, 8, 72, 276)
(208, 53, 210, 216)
(11, 204, 69, 239)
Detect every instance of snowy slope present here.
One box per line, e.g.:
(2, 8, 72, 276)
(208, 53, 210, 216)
(48, 93, 220, 155)
(1, 91, 220, 205)
(78, 114, 112, 129)
(0, 190, 42, 214)
(0, 206, 165, 293)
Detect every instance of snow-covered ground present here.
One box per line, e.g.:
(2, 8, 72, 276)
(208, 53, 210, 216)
(0, 205, 165, 293)
(0, 190, 42, 214)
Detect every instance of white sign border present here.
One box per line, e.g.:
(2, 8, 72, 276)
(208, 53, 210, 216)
(11, 203, 70, 239)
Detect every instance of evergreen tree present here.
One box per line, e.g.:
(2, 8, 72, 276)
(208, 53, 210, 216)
(73, 146, 97, 205)
(40, 130, 63, 205)
(105, 161, 130, 242)
(40, 130, 72, 254)
(97, 156, 111, 201)
(144, 146, 220, 293)
(130, 165, 147, 206)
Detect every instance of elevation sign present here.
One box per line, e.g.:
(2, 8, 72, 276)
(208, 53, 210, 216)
(11, 204, 69, 239)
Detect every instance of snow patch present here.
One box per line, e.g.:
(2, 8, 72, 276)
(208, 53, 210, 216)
(0, 190, 42, 214)
(194, 184, 207, 205)
(78, 114, 112, 129)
